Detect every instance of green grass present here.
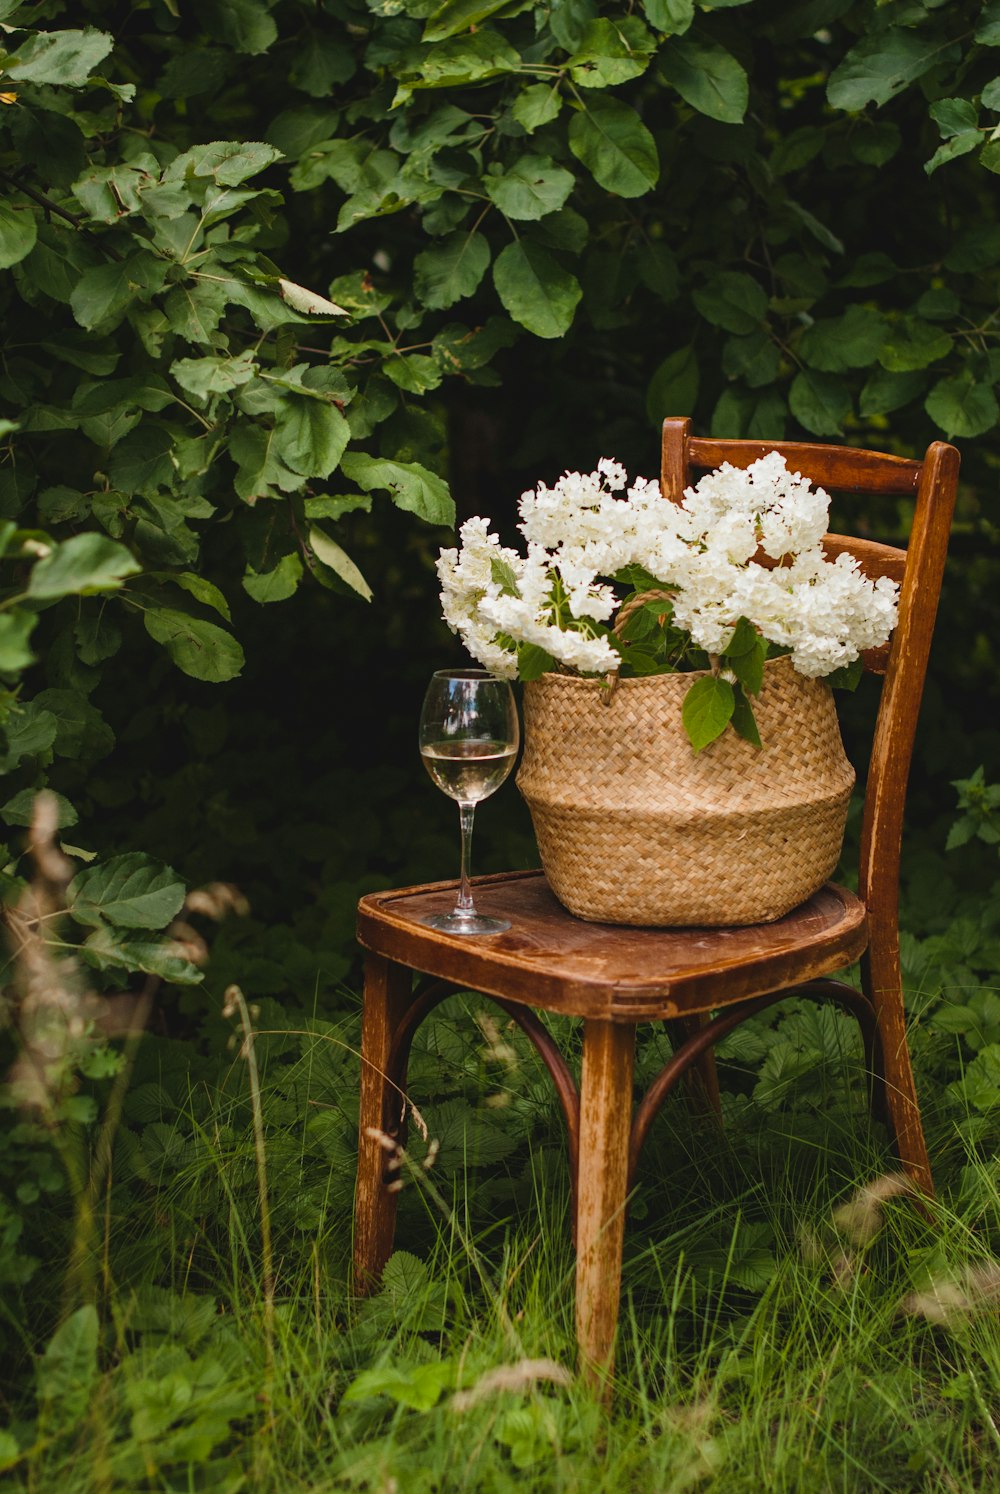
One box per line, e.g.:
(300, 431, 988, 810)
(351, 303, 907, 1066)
(4, 993, 1000, 1494)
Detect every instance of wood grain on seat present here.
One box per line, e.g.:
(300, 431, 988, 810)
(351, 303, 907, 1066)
(357, 870, 868, 1021)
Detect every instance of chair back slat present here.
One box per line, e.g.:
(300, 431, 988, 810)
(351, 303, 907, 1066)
(822, 534, 907, 584)
(663, 429, 923, 499)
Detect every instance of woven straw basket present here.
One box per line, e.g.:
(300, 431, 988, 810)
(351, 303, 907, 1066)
(516, 654, 855, 927)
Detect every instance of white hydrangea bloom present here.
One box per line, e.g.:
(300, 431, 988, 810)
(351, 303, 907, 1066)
(436, 452, 898, 683)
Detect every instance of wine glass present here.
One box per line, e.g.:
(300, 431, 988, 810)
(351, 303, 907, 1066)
(418, 668, 519, 935)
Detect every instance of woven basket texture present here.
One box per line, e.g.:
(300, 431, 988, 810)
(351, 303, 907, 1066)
(516, 655, 855, 927)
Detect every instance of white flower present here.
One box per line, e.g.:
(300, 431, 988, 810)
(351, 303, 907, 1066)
(435, 452, 898, 687)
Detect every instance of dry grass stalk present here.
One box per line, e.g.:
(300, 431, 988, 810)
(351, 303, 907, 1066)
(832, 1171, 916, 1245)
(901, 1262, 1000, 1326)
(222, 984, 275, 1368)
(475, 1011, 518, 1067)
(4, 792, 94, 1122)
(450, 1358, 572, 1410)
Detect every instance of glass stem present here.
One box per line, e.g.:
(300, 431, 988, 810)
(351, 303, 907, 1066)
(455, 800, 477, 916)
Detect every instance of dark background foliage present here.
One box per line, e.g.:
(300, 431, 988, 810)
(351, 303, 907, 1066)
(3, 3, 1000, 1467)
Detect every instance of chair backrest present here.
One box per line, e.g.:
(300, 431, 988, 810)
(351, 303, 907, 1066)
(659, 417, 960, 949)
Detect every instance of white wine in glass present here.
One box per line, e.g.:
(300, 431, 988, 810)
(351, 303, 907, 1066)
(418, 669, 519, 935)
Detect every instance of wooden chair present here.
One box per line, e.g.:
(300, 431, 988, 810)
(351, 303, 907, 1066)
(353, 419, 960, 1388)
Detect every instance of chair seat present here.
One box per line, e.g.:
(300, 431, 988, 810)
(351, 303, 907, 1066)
(356, 870, 869, 1021)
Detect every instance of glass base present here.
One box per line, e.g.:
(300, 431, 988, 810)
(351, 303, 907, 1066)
(421, 910, 511, 936)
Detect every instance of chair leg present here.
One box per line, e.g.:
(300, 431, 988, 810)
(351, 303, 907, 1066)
(575, 1018, 636, 1397)
(863, 951, 933, 1195)
(665, 1014, 723, 1120)
(353, 954, 414, 1295)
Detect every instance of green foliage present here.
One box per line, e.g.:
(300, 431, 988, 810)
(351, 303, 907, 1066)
(949, 765, 1000, 850)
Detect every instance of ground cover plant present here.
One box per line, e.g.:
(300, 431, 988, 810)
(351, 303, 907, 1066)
(2, 0, 1000, 1487)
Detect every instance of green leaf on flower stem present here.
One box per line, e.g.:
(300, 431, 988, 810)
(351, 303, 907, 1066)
(825, 657, 864, 691)
(826, 28, 956, 111)
(484, 155, 575, 222)
(517, 641, 556, 681)
(0, 199, 37, 269)
(242, 552, 303, 603)
(414, 232, 491, 310)
(660, 32, 749, 123)
(7, 28, 113, 86)
(490, 556, 520, 597)
(723, 619, 766, 695)
(70, 853, 185, 931)
(693, 272, 767, 335)
(682, 675, 735, 751)
(723, 617, 758, 657)
(339, 453, 455, 527)
(567, 97, 659, 197)
(308, 526, 373, 601)
(789, 369, 851, 436)
(143, 608, 244, 682)
(925, 373, 1000, 439)
(731, 687, 762, 747)
(492, 240, 582, 339)
(28, 534, 140, 600)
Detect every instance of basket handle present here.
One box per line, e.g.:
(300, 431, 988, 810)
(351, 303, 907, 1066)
(602, 588, 678, 705)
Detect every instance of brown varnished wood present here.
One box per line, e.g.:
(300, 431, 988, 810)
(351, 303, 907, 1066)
(665, 1015, 723, 1120)
(376, 977, 581, 1217)
(628, 979, 881, 1188)
(856, 440, 960, 1191)
(661, 419, 924, 497)
(822, 533, 906, 583)
(353, 954, 414, 1294)
(575, 1019, 635, 1394)
(357, 871, 868, 1021)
